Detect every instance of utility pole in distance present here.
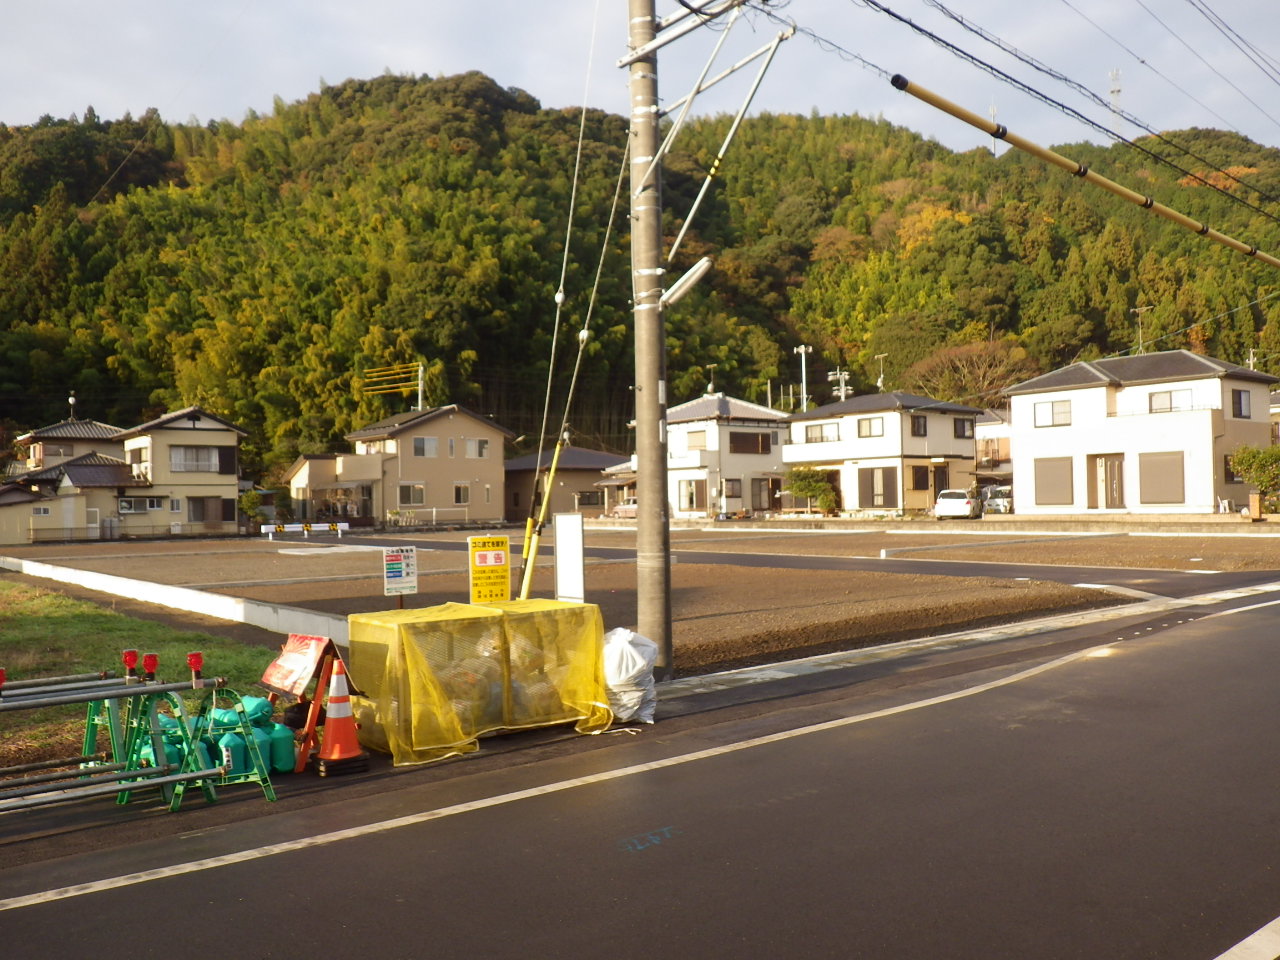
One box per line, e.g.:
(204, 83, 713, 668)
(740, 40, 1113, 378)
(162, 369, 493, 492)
(627, 0, 673, 679)
(794, 344, 813, 411)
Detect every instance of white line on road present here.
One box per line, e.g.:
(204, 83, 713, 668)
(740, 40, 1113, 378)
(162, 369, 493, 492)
(0, 642, 1109, 913)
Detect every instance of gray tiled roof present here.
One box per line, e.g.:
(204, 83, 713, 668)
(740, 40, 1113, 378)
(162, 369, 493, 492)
(1006, 349, 1279, 395)
(115, 406, 247, 439)
(666, 392, 787, 425)
(786, 391, 983, 422)
(345, 404, 516, 441)
(17, 418, 122, 442)
(16, 452, 145, 489)
(505, 447, 628, 472)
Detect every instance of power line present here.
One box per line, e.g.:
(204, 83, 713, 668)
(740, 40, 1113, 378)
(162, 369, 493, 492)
(848, 0, 1280, 226)
(921, 0, 1280, 208)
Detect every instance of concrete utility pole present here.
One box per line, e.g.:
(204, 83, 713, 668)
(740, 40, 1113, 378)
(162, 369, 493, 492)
(794, 344, 813, 411)
(628, 0, 673, 679)
(827, 367, 850, 401)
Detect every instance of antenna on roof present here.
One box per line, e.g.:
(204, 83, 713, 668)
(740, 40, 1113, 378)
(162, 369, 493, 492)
(68, 390, 77, 420)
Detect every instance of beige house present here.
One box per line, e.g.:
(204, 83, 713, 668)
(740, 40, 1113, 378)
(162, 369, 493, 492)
(285, 405, 515, 525)
(504, 447, 628, 522)
(0, 406, 245, 544)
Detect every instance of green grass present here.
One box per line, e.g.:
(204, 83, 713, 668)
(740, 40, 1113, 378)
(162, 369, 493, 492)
(0, 581, 282, 767)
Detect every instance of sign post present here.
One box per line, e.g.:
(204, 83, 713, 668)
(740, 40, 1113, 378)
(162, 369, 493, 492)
(383, 546, 418, 608)
(468, 535, 511, 604)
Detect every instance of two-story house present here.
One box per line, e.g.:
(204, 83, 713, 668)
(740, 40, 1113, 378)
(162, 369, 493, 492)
(0, 406, 245, 544)
(285, 405, 515, 525)
(504, 446, 628, 521)
(665, 393, 788, 518)
(1005, 350, 1279, 515)
(783, 392, 982, 514)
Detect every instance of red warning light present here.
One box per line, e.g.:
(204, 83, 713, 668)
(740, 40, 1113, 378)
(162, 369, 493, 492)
(187, 652, 204, 672)
(122, 649, 139, 669)
(142, 653, 159, 676)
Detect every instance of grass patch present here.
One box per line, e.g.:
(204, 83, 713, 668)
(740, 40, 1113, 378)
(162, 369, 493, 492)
(0, 581, 282, 768)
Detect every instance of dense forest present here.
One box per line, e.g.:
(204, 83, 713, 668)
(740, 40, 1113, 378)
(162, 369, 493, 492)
(3, 70, 1280, 479)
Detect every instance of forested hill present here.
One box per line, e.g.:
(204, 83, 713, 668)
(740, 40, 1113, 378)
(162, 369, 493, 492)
(3, 70, 1280, 477)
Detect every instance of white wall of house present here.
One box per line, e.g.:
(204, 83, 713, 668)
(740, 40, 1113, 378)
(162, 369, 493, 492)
(1010, 376, 1270, 514)
(667, 419, 785, 517)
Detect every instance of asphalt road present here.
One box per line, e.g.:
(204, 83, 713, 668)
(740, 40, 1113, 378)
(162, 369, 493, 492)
(5, 586, 1280, 958)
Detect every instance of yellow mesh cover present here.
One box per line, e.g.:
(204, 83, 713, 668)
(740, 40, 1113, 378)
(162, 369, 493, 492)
(348, 600, 612, 765)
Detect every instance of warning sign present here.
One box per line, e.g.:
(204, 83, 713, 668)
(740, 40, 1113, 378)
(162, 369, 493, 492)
(260, 634, 334, 697)
(468, 535, 511, 604)
(383, 545, 419, 597)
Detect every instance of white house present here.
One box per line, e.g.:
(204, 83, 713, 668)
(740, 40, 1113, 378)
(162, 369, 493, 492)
(665, 393, 788, 518)
(1004, 350, 1279, 515)
(783, 392, 982, 514)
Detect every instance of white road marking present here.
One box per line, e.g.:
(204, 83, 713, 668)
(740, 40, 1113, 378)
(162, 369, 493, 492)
(0, 643, 1107, 913)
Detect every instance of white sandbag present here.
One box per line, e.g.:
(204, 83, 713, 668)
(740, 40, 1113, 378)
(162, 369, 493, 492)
(603, 627, 658, 723)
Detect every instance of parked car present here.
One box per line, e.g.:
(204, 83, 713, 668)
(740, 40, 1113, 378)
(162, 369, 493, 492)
(934, 489, 981, 519)
(611, 497, 639, 519)
(982, 484, 1013, 514)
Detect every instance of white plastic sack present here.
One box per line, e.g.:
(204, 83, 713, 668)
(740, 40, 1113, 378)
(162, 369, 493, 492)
(603, 627, 658, 723)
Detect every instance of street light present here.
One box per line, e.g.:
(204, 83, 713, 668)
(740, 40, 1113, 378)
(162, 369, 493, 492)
(793, 344, 813, 411)
(706, 362, 718, 394)
(874, 353, 888, 392)
(1131, 306, 1152, 355)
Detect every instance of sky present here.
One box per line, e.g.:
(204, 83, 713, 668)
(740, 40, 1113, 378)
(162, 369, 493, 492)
(5, 0, 1280, 156)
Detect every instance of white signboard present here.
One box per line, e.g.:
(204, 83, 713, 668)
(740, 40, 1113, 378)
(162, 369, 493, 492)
(383, 546, 419, 596)
(553, 512, 585, 604)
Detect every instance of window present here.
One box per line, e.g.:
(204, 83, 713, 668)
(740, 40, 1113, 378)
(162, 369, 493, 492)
(729, 432, 771, 454)
(32, 506, 50, 516)
(118, 498, 147, 513)
(911, 465, 930, 490)
(910, 415, 928, 437)
(722, 478, 742, 498)
(578, 490, 603, 506)
(1034, 457, 1074, 505)
(413, 437, 438, 457)
(465, 438, 489, 459)
(448, 438, 456, 457)
(146, 497, 163, 510)
(399, 483, 425, 506)
(805, 423, 838, 443)
(1033, 401, 1071, 427)
(170, 499, 182, 512)
(171, 445, 236, 474)
(857, 417, 884, 438)
(454, 483, 470, 505)
(1139, 451, 1185, 504)
(1224, 455, 1243, 484)
(1232, 388, 1252, 419)
(1149, 389, 1191, 413)
(686, 431, 707, 451)
(857, 466, 898, 508)
(953, 418, 975, 439)
(186, 496, 229, 522)
(126, 447, 146, 464)
(43, 442, 73, 457)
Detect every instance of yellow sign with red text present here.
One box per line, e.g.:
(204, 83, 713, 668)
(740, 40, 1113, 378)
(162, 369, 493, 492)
(468, 535, 511, 604)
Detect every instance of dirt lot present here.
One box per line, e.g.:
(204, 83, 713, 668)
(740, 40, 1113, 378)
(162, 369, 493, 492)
(2, 525, 1241, 677)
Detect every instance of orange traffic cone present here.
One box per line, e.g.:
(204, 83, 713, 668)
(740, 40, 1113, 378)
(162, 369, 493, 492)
(312, 657, 369, 776)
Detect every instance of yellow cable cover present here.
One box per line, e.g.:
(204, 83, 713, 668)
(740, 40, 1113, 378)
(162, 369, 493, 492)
(348, 600, 613, 765)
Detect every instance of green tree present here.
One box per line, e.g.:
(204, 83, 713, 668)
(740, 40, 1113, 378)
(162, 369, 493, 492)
(1229, 446, 1280, 508)
(784, 467, 837, 515)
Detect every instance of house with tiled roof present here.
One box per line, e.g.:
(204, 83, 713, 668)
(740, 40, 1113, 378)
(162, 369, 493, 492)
(284, 404, 515, 525)
(782, 392, 982, 514)
(663, 392, 788, 518)
(0, 406, 246, 543)
(503, 446, 628, 521)
(1005, 349, 1279, 514)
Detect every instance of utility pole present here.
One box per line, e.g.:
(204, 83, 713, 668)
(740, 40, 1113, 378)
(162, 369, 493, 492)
(628, 0, 673, 679)
(794, 344, 813, 411)
(874, 353, 888, 391)
(1131, 306, 1152, 355)
(827, 367, 851, 401)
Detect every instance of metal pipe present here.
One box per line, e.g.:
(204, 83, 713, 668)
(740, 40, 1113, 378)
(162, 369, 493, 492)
(0, 764, 166, 801)
(0, 753, 110, 776)
(1, 678, 138, 701)
(1, 671, 113, 690)
(0, 762, 129, 790)
(0, 766, 225, 813)
(0, 677, 225, 712)
(890, 74, 1280, 271)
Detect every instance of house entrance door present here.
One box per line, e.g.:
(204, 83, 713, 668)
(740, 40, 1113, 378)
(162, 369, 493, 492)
(86, 507, 100, 540)
(1089, 454, 1125, 509)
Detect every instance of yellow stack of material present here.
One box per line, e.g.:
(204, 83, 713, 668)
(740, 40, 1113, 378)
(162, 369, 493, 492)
(348, 599, 613, 766)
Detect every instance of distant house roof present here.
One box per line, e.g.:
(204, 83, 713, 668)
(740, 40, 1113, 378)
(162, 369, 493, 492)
(505, 447, 628, 473)
(787, 391, 983, 422)
(0, 482, 46, 506)
(16, 418, 122, 443)
(345, 404, 516, 442)
(1005, 349, 1279, 395)
(977, 408, 1010, 426)
(115, 406, 247, 440)
(667, 392, 787, 425)
(13, 452, 144, 489)
(280, 453, 339, 483)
